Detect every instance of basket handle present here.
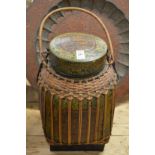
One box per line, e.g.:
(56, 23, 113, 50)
(39, 7, 114, 65)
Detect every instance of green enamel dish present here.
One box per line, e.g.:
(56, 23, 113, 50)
(49, 32, 108, 78)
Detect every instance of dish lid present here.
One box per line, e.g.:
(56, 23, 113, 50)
(49, 32, 107, 62)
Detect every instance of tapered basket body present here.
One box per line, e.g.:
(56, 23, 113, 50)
(37, 7, 118, 151)
(38, 64, 117, 151)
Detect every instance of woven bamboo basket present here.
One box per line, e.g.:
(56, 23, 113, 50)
(37, 7, 118, 151)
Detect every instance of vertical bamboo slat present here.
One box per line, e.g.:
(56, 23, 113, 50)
(68, 100, 72, 144)
(58, 98, 62, 144)
(50, 95, 54, 142)
(94, 97, 100, 143)
(39, 87, 43, 123)
(112, 89, 116, 118)
(103, 94, 108, 138)
(110, 90, 115, 132)
(86, 101, 91, 144)
(78, 101, 83, 144)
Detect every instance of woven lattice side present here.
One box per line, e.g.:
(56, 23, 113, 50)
(38, 65, 117, 100)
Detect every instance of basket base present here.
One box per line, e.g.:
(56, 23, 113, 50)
(50, 144, 105, 151)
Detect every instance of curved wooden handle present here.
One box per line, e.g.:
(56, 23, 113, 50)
(39, 7, 114, 64)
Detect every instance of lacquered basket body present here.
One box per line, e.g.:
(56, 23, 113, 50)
(37, 7, 118, 151)
(38, 65, 117, 151)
